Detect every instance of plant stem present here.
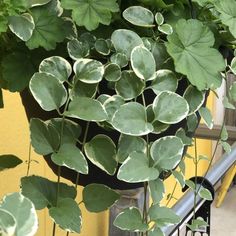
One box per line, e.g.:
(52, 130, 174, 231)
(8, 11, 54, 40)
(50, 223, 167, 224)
(166, 182, 178, 207)
(26, 143, 32, 176)
(188, 0, 196, 19)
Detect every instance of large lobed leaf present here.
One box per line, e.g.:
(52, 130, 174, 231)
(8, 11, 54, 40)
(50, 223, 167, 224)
(165, 19, 225, 90)
(61, 0, 119, 31)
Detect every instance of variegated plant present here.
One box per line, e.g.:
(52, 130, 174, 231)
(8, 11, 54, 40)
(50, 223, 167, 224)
(0, 0, 236, 235)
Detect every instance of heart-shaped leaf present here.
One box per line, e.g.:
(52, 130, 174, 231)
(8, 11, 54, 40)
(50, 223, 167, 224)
(111, 29, 143, 58)
(21, 176, 76, 210)
(65, 97, 108, 122)
(30, 118, 60, 155)
(0, 193, 38, 236)
(51, 144, 88, 174)
(49, 198, 81, 233)
(150, 136, 184, 170)
(73, 58, 104, 84)
(184, 85, 205, 115)
(39, 56, 72, 83)
(131, 45, 156, 80)
(84, 135, 117, 175)
(149, 178, 165, 204)
(166, 19, 225, 90)
(114, 207, 148, 232)
(29, 72, 67, 111)
(61, 0, 119, 31)
(149, 205, 181, 227)
(117, 152, 159, 183)
(123, 6, 154, 27)
(8, 13, 35, 41)
(104, 63, 121, 82)
(117, 135, 146, 163)
(153, 91, 189, 124)
(83, 184, 120, 212)
(0, 155, 23, 171)
(67, 39, 90, 60)
(95, 38, 111, 55)
(0, 209, 16, 236)
(115, 71, 145, 100)
(151, 70, 178, 95)
(112, 102, 153, 136)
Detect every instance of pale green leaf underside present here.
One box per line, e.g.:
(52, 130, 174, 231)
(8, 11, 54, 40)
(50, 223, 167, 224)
(199, 107, 213, 129)
(166, 19, 225, 90)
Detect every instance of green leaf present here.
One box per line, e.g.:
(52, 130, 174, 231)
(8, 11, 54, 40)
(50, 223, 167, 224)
(123, 6, 154, 27)
(187, 218, 209, 231)
(223, 96, 235, 109)
(30, 118, 60, 155)
(26, 0, 72, 50)
(51, 144, 88, 174)
(21, 176, 76, 210)
(230, 57, 236, 75)
(111, 102, 153, 136)
(158, 24, 173, 35)
(131, 45, 156, 81)
(165, 19, 225, 90)
(150, 70, 178, 95)
(104, 63, 121, 82)
(117, 135, 146, 163)
(214, 0, 236, 38)
(199, 107, 213, 129)
(198, 187, 213, 201)
(0, 16, 8, 34)
(71, 80, 98, 99)
(221, 125, 228, 141)
(29, 72, 67, 111)
(150, 136, 184, 170)
(172, 170, 185, 188)
(187, 113, 199, 133)
(185, 179, 195, 190)
(138, 0, 173, 9)
(118, 152, 159, 183)
(153, 91, 189, 124)
(95, 38, 111, 55)
(149, 205, 181, 227)
(39, 56, 72, 83)
(184, 85, 205, 115)
(83, 184, 120, 212)
(110, 53, 128, 68)
(0, 193, 38, 236)
(229, 81, 236, 102)
(221, 141, 231, 153)
(155, 12, 164, 25)
(61, 0, 119, 31)
(1, 52, 35, 92)
(111, 29, 143, 58)
(84, 135, 117, 175)
(0, 155, 23, 171)
(114, 207, 148, 232)
(149, 178, 165, 204)
(149, 227, 164, 236)
(25, 0, 52, 8)
(48, 118, 81, 145)
(65, 97, 108, 122)
(176, 128, 192, 146)
(115, 71, 145, 100)
(103, 95, 125, 121)
(8, 13, 35, 41)
(49, 198, 81, 233)
(73, 58, 104, 84)
(0, 208, 16, 236)
(67, 39, 90, 60)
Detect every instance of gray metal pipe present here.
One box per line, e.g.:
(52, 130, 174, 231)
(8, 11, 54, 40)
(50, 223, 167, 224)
(164, 142, 236, 235)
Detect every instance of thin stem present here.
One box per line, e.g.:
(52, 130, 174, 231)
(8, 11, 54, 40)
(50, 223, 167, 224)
(166, 182, 178, 207)
(188, 0, 196, 19)
(193, 138, 198, 220)
(26, 143, 32, 176)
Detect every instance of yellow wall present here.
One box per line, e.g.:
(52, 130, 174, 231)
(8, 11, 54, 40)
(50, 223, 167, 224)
(0, 91, 213, 235)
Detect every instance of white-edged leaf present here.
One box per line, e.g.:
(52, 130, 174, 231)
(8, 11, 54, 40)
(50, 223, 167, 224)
(0, 208, 16, 236)
(104, 63, 121, 82)
(199, 107, 213, 129)
(155, 12, 164, 25)
(112, 102, 153, 136)
(158, 24, 173, 35)
(67, 39, 90, 60)
(149, 178, 165, 204)
(198, 187, 213, 201)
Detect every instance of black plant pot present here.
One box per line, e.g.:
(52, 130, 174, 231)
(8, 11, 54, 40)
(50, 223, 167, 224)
(20, 78, 203, 190)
